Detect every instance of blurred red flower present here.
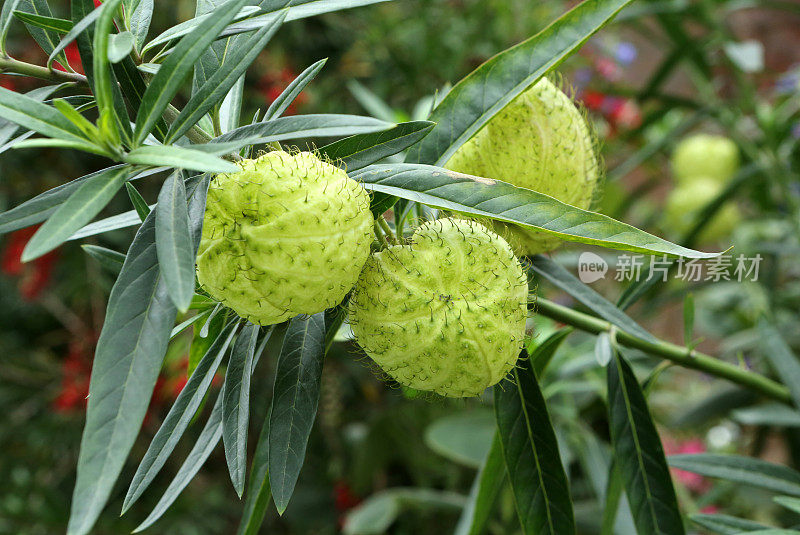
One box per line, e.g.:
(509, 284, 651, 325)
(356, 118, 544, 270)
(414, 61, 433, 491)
(259, 67, 308, 115)
(1, 225, 58, 300)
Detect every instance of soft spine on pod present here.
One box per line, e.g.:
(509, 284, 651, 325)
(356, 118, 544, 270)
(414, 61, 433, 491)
(348, 218, 529, 398)
(445, 77, 600, 255)
(196, 150, 374, 326)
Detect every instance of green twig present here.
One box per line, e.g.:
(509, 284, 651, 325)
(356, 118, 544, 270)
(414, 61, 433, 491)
(532, 296, 792, 405)
(377, 217, 398, 245)
(0, 55, 86, 84)
(373, 221, 389, 249)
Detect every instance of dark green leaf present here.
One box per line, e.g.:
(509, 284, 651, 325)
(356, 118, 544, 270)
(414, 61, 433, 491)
(223, 323, 260, 497)
(213, 113, 394, 146)
(67, 210, 177, 535)
(134, 0, 248, 144)
(453, 432, 506, 535)
(494, 353, 575, 534)
(350, 164, 717, 258)
(22, 167, 130, 262)
(81, 244, 125, 272)
(318, 120, 435, 172)
(690, 513, 771, 534)
(124, 145, 239, 173)
(122, 324, 238, 513)
(133, 392, 225, 533)
(237, 406, 273, 535)
(406, 0, 634, 165)
(530, 327, 572, 376)
(608, 351, 685, 535)
(155, 171, 195, 312)
(668, 454, 800, 496)
(269, 312, 326, 514)
(166, 12, 285, 143)
(125, 182, 150, 221)
(0, 86, 88, 142)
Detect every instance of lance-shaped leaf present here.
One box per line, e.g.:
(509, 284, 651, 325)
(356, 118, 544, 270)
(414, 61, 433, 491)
(17, 0, 66, 62)
(0, 86, 87, 142)
(454, 432, 506, 535)
(122, 324, 239, 513)
(758, 319, 800, 410)
(690, 513, 770, 534)
(263, 58, 326, 121)
(407, 0, 634, 165)
(67, 210, 177, 535)
(494, 353, 575, 534)
(0, 166, 162, 236)
(156, 171, 195, 312)
(223, 323, 260, 497)
(238, 407, 273, 535)
(318, 121, 435, 172)
(128, 0, 153, 51)
(124, 145, 239, 173)
(12, 11, 71, 33)
(134, 0, 248, 144)
(530, 255, 657, 342)
(269, 312, 326, 514)
(213, 113, 394, 146)
(143, 5, 261, 53)
(134, 393, 225, 533)
(82, 244, 125, 272)
(0, 84, 63, 146)
(22, 166, 130, 262)
(0, 0, 24, 52)
(126, 182, 150, 221)
(351, 164, 717, 258)
(166, 11, 285, 143)
(608, 351, 685, 535)
(668, 454, 800, 496)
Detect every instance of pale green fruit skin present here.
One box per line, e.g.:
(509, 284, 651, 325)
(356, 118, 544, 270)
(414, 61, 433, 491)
(348, 218, 528, 398)
(445, 78, 599, 255)
(663, 177, 741, 243)
(671, 134, 740, 186)
(197, 150, 374, 325)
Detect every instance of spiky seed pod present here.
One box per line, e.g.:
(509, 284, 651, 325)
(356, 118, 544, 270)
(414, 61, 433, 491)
(445, 77, 600, 255)
(348, 218, 528, 398)
(663, 177, 741, 243)
(671, 134, 740, 186)
(197, 150, 374, 325)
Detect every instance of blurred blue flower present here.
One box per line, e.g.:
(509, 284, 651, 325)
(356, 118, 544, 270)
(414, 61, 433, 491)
(615, 42, 637, 65)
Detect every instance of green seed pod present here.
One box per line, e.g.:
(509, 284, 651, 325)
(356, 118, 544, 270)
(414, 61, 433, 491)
(663, 177, 741, 243)
(671, 134, 740, 186)
(197, 150, 374, 325)
(445, 77, 600, 255)
(348, 218, 528, 398)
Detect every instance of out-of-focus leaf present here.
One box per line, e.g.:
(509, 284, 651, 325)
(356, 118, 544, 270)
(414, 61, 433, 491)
(189, 306, 228, 375)
(453, 432, 505, 535)
(22, 166, 130, 261)
(81, 244, 125, 272)
(494, 353, 575, 534)
(424, 410, 495, 468)
(775, 496, 800, 514)
(668, 454, 800, 496)
(237, 406, 273, 535)
(0, 0, 24, 52)
(67, 210, 177, 535)
(263, 58, 326, 121)
(343, 488, 465, 535)
(122, 324, 238, 513)
(608, 351, 685, 535)
(530, 327, 572, 376)
(351, 164, 717, 259)
(759, 319, 800, 410)
(690, 514, 770, 534)
(733, 404, 800, 427)
(269, 312, 326, 514)
(17, 0, 65, 62)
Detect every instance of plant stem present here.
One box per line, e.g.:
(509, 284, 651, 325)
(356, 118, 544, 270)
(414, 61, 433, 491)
(532, 296, 792, 405)
(377, 217, 398, 245)
(0, 55, 87, 84)
(373, 221, 389, 249)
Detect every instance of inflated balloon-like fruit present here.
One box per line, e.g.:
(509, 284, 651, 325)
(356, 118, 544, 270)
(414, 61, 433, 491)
(348, 218, 528, 398)
(671, 134, 740, 186)
(197, 150, 374, 325)
(663, 177, 741, 243)
(445, 77, 600, 255)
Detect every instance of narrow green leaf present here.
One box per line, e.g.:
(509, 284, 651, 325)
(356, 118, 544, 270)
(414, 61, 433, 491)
(690, 514, 772, 534)
(213, 113, 395, 146)
(187, 173, 211, 254)
(608, 351, 685, 535)
(143, 5, 261, 53)
(600, 461, 625, 535)
(318, 120, 435, 172)
(237, 406, 273, 535)
(53, 98, 99, 139)
(406, 0, 634, 165)
(81, 244, 126, 272)
(133, 392, 225, 533)
(92, 0, 123, 139)
(758, 319, 800, 410)
(453, 432, 505, 535)
(269, 312, 326, 514)
(124, 145, 239, 173)
(0, 0, 24, 54)
(189, 306, 227, 376)
(530, 327, 572, 376)
(494, 353, 575, 534)
(668, 454, 800, 496)
(122, 324, 238, 513)
(125, 182, 150, 221)
(12, 10, 71, 33)
(17, 0, 65, 62)
(108, 31, 135, 62)
(67, 210, 177, 535)
(223, 323, 260, 497)
(350, 164, 718, 259)
(775, 495, 800, 514)
(128, 0, 153, 51)
(166, 12, 286, 143)
(263, 58, 326, 121)
(733, 403, 800, 427)
(0, 84, 63, 146)
(70, 208, 145, 240)
(22, 167, 130, 262)
(0, 86, 88, 142)
(12, 137, 109, 156)
(155, 171, 195, 312)
(134, 0, 248, 144)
